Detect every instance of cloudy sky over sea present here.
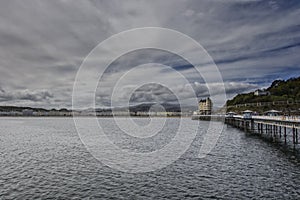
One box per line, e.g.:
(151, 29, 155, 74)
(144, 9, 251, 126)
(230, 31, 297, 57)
(0, 0, 299, 108)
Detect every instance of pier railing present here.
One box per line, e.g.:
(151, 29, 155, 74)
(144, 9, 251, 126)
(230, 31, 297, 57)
(192, 114, 300, 123)
(252, 115, 300, 123)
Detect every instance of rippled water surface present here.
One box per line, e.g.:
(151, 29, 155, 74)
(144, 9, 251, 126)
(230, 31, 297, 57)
(0, 117, 299, 199)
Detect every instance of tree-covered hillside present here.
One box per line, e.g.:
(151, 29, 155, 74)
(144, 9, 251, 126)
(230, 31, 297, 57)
(226, 76, 300, 114)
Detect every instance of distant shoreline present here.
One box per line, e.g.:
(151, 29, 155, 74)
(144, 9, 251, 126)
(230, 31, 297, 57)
(0, 115, 191, 118)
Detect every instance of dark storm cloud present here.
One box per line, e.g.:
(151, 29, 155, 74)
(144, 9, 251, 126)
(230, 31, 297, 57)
(126, 81, 257, 105)
(102, 49, 191, 75)
(129, 83, 178, 104)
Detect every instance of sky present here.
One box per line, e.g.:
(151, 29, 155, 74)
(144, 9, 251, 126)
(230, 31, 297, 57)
(0, 0, 299, 109)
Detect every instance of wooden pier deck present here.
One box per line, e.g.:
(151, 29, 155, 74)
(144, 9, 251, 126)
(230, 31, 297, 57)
(192, 114, 300, 145)
(225, 115, 300, 145)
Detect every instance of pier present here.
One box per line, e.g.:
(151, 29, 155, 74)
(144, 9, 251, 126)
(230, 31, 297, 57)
(224, 115, 300, 145)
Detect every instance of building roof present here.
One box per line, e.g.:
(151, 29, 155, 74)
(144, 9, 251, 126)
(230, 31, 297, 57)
(227, 111, 236, 114)
(199, 97, 211, 103)
(265, 109, 281, 113)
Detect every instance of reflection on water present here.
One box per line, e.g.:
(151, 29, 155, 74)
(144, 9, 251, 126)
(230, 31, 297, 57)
(0, 117, 299, 199)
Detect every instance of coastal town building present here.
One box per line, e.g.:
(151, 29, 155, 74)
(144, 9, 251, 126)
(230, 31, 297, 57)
(198, 97, 212, 115)
(22, 109, 34, 116)
(254, 89, 270, 96)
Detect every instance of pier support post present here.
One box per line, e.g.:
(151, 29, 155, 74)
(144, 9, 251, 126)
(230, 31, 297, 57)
(260, 123, 262, 134)
(296, 128, 298, 144)
(279, 126, 281, 138)
(284, 127, 287, 144)
(292, 126, 295, 145)
(251, 120, 254, 133)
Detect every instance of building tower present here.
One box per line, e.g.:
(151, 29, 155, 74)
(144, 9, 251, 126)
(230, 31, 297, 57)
(198, 97, 212, 115)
